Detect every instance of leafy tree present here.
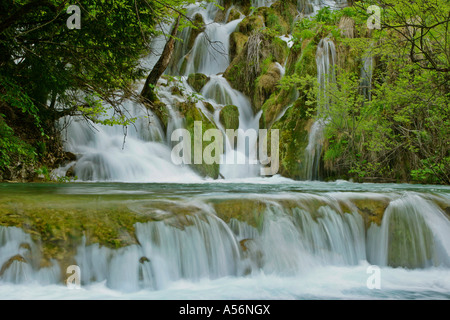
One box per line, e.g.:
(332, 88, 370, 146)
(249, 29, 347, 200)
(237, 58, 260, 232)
(314, 1, 450, 184)
(0, 0, 200, 178)
(354, 0, 450, 73)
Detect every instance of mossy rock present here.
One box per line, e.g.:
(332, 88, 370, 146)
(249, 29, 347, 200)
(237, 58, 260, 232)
(203, 101, 216, 113)
(237, 14, 265, 35)
(270, 0, 299, 34)
(219, 105, 240, 130)
(0, 195, 161, 273)
(228, 0, 253, 16)
(260, 86, 298, 129)
(349, 196, 391, 228)
(254, 62, 283, 111)
(177, 101, 220, 179)
(210, 198, 267, 228)
(253, 6, 289, 36)
(229, 31, 249, 62)
(187, 73, 210, 92)
(294, 38, 318, 77)
(267, 98, 311, 179)
(144, 99, 169, 132)
(227, 8, 243, 23)
(189, 13, 206, 50)
(224, 32, 288, 113)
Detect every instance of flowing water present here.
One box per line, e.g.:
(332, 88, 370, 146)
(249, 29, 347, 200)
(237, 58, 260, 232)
(0, 181, 449, 299)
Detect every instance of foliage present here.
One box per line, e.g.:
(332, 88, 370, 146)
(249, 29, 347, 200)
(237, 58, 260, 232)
(0, 116, 37, 171)
(0, 0, 201, 179)
(312, 29, 449, 183)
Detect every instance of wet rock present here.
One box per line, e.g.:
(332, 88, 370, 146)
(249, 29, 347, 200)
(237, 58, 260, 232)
(187, 73, 210, 92)
(227, 8, 243, 23)
(65, 164, 76, 178)
(139, 256, 150, 264)
(255, 62, 283, 109)
(219, 105, 240, 130)
(224, 32, 288, 113)
(203, 102, 216, 113)
(238, 14, 265, 35)
(211, 198, 266, 227)
(0, 254, 27, 277)
(350, 197, 391, 227)
(229, 32, 248, 62)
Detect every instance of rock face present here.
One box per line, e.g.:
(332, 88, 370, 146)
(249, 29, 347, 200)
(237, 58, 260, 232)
(229, 31, 248, 62)
(187, 73, 210, 92)
(176, 100, 221, 179)
(224, 32, 288, 113)
(219, 105, 240, 130)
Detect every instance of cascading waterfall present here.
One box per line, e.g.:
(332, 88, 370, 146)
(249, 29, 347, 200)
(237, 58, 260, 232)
(56, 100, 201, 182)
(360, 50, 374, 101)
(55, 0, 352, 183)
(200, 75, 261, 179)
(56, 0, 266, 182)
(367, 194, 450, 268)
(6, 0, 447, 300)
(302, 37, 336, 181)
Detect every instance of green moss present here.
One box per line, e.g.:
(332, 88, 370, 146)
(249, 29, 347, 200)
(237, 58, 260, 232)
(295, 39, 318, 77)
(269, 98, 311, 179)
(144, 100, 169, 132)
(237, 14, 265, 35)
(224, 32, 288, 113)
(178, 101, 220, 179)
(254, 62, 283, 111)
(229, 32, 249, 62)
(210, 198, 267, 229)
(187, 73, 210, 92)
(0, 194, 157, 267)
(219, 105, 240, 131)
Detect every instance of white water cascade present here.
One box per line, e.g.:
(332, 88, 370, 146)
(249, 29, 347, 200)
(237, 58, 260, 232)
(1, 190, 449, 298)
(302, 37, 336, 181)
(56, 0, 268, 182)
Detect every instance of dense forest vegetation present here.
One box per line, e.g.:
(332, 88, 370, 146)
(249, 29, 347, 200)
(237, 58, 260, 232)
(0, 0, 449, 184)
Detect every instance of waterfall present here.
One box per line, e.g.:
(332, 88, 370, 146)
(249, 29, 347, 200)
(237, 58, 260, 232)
(57, 100, 201, 182)
(367, 194, 450, 268)
(56, 0, 268, 182)
(302, 37, 336, 181)
(1, 190, 448, 293)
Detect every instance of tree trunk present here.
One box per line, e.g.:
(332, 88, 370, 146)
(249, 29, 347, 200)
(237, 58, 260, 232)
(141, 15, 181, 102)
